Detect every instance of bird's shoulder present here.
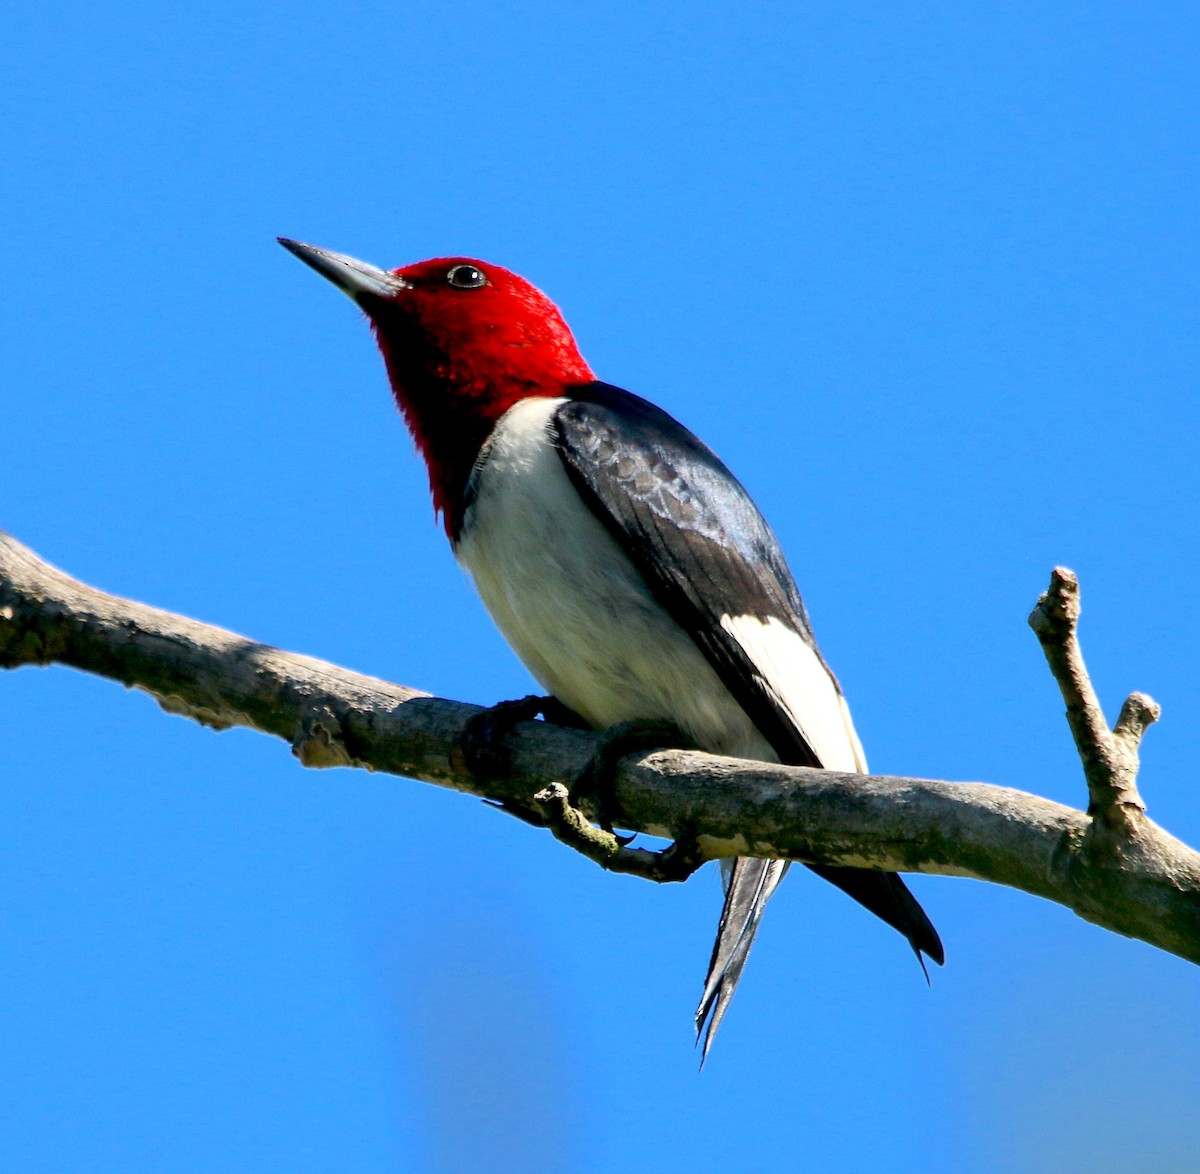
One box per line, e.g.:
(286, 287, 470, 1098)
(552, 381, 816, 639)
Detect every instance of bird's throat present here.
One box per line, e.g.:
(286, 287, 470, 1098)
(366, 298, 593, 538)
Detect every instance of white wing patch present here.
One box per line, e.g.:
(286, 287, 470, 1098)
(458, 398, 867, 773)
(719, 614, 867, 773)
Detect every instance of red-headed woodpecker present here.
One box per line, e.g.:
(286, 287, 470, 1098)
(279, 239, 944, 1060)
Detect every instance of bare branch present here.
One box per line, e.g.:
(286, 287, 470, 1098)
(3, 529, 1200, 965)
(1029, 566, 1159, 830)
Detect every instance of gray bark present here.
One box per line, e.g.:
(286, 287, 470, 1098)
(2, 528, 1198, 964)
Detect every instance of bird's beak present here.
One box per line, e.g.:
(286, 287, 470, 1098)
(277, 238, 409, 303)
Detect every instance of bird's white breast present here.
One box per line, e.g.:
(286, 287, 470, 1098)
(455, 396, 866, 774)
(454, 397, 772, 759)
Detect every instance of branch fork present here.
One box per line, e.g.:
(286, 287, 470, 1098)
(1029, 566, 1160, 833)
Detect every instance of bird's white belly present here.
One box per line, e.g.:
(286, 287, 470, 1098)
(454, 397, 773, 761)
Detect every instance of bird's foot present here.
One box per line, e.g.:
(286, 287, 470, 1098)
(465, 704, 701, 876)
(569, 718, 693, 839)
(462, 694, 588, 779)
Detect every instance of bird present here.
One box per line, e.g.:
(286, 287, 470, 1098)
(279, 238, 944, 1060)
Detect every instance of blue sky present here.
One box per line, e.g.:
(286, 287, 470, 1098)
(3, 2, 1199, 1170)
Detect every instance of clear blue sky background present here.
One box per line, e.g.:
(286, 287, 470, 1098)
(3, 2, 1199, 1171)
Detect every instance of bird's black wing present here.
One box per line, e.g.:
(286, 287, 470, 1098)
(552, 382, 942, 1061)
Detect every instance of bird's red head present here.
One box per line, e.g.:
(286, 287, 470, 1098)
(280, 240, 594, 533)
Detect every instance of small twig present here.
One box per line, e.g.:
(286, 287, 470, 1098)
(1113, 692, 1162, 753)
(534, 783, 707, 882)
(1029, 566, 1159, 831)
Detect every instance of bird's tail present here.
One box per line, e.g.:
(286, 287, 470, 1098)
(694, 860, 943, 1064)
(804, 864, 944, 974)
(694, 856, 789, 1065)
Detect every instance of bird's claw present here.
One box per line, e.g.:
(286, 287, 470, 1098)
(468, 705, 688, 845)
(569, 718, 691, 834)
(462, 694, 583, 778)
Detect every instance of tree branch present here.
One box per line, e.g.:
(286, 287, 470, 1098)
(3, 529, 1199, 964)
(1029, 566, 1159, 830)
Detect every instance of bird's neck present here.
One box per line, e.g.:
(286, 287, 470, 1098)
(371, 313, 592, 536)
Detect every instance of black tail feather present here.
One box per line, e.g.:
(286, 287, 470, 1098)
(803, 863, 945, 967)
(695, 860, 942, 1066)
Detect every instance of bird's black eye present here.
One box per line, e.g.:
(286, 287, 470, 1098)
(447, 263, 487, 290)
